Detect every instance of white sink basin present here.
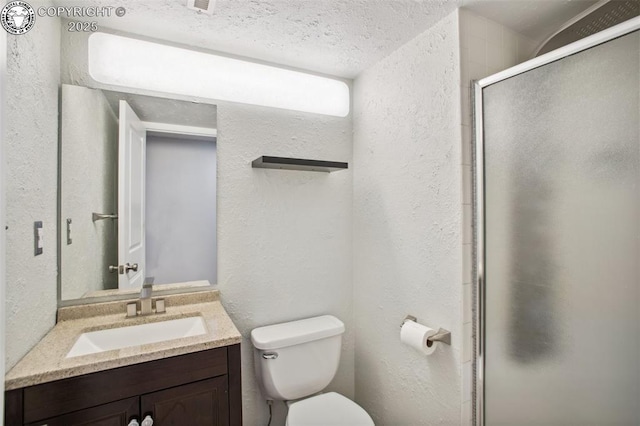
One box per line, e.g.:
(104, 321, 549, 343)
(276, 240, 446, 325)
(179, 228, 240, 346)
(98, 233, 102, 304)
(66, 316, 207, 358)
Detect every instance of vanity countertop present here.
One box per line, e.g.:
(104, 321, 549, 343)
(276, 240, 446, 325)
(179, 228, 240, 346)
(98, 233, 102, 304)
(5, 289, 241, 390)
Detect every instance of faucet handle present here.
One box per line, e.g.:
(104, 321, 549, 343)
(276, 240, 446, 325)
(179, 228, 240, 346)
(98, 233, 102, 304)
(126, 302, 138, 318)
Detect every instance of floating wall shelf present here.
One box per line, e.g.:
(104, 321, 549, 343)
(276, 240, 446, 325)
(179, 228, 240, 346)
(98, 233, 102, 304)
(252, 156, 348, 173)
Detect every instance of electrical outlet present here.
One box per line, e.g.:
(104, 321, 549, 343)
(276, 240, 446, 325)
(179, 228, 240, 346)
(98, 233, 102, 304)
(34, 221, 43, 256)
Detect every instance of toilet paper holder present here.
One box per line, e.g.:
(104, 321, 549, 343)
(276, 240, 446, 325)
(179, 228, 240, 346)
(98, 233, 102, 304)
(401, 315, 451, 346)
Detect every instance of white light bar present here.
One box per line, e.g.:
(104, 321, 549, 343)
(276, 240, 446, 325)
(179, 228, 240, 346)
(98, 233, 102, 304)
(88, 33, 350, 117)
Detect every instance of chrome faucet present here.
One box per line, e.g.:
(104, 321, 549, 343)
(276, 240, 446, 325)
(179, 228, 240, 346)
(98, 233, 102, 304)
(126, 277, 165, 317)
(140, 279, 154, 315)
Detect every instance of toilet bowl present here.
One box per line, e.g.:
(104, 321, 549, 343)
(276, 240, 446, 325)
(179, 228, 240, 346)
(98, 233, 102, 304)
(251, 315, 374, 426)
(286, 392, 373, 426)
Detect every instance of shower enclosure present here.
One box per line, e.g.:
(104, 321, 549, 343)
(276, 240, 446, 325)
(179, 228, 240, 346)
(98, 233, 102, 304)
(474, 18, 640, 425)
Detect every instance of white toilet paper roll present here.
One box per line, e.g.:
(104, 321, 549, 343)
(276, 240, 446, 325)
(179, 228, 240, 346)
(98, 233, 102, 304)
(400, 320, 438, 355)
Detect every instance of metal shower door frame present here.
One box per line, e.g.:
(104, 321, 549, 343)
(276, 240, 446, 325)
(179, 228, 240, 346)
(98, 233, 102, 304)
(472, 16, 640, 426)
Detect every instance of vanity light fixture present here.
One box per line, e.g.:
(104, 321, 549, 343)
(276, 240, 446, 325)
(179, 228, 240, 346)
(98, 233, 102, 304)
(88, 33, 350, 117)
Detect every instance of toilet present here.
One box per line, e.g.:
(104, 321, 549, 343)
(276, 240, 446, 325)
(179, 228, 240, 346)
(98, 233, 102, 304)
(251, 315, 374, 426)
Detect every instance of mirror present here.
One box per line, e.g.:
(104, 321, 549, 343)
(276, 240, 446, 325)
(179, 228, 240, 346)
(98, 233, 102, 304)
(59, 84, 218, 302)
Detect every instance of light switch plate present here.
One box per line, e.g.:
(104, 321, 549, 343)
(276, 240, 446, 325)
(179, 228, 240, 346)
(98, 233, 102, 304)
(34, 221, 43, 256)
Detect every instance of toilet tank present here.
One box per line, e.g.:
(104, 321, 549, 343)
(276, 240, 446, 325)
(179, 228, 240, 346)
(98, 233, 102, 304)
(251, 315, 345, 401)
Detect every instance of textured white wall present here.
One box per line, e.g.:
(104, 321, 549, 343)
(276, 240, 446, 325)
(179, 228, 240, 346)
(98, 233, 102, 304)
(60, 85, 118, 300)
(5, 6, 60, 370)
(145, 134, 217, 285)
(217, 103, 353, 425)
(353, 11, 463, 425)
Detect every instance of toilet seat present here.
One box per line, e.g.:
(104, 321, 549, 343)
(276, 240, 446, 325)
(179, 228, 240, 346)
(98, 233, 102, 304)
(286, 392, 374, 426)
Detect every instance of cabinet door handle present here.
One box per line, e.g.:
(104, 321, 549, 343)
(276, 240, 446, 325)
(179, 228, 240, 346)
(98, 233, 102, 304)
(141, 415, 154, 426)
(127, 420, 140, 426)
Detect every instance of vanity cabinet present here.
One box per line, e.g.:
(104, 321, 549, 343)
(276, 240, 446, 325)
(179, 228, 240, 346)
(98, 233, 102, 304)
(5, 345, 242, 426)
(24, 397, 140, 426)
(141, 377, 229, 425)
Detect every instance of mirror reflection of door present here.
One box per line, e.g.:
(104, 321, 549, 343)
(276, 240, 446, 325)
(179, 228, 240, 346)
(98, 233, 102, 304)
(118, 100, 146, 289)
(59, 85, 218, 301)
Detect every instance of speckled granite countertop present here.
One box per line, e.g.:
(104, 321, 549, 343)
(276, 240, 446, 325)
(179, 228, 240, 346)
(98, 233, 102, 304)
(5, 290, 241, 390)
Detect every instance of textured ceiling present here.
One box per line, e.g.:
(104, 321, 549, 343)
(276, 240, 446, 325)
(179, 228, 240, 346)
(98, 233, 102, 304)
(53, 0, 459, 78)
(52, 0, 598, 79)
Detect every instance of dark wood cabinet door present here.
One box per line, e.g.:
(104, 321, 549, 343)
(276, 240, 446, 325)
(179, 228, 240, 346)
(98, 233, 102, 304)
(22, 348, 228, 424)
(141, 377, 229, 426)
(26, 397, 139, 426)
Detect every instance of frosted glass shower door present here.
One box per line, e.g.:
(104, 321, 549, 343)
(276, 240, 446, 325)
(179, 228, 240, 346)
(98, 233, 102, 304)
(482, 31, 640, 424)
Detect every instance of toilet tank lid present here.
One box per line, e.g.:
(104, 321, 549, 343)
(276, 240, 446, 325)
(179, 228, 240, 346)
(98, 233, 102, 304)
(251, 315, 345, 350)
